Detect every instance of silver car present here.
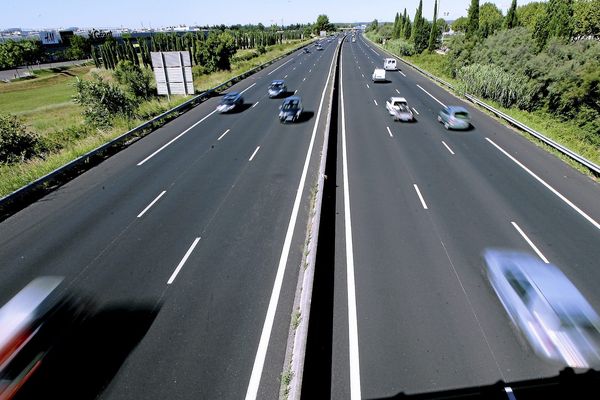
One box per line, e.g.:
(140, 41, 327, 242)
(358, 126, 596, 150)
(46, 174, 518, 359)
(484, 249, 600, 369)
(437, 106, 471, 130)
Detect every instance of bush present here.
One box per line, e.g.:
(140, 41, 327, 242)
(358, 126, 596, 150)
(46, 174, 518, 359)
(113, 60, 153, 99)
(386, 39, 415, 56)
(73, 73, 137, 127)
(0, 114, 45, 164)
(456, 63, 533, 108)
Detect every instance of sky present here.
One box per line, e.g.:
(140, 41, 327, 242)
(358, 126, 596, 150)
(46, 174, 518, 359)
(2, 0, 537, 30)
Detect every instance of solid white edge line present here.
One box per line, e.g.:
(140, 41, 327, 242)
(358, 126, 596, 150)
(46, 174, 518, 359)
(252, 101, 259, 108)
(412, 107, 420, 115)
(267, 59, 292, 76)
(340, 49, 362, 400)
(244, 41, 338, 400)
(442, 141, 455, 155)
(511, 221, 550, 263)
(414, 184, 429, 210)
(137, 190, 166, 218)
(249, 146, 260, 161)
(416, 84, 446, 108)
(167, 237, 201, 284)
(386, 126, 393, 138)
(217, 129, 230, 141)
(137, 109, 217, 166)
(486, 138, 600, 230)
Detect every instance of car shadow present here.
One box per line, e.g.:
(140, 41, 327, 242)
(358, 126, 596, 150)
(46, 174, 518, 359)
(16, 300, 161, 400)
(224, 103, 253, 114)
(296, 111, 315, 123)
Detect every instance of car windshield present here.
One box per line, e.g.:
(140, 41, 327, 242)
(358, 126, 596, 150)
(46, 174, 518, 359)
(270, 83, 283, 89)
(454, 111, 470, 119)
(222, 97, 237, 105)
(283, 101, 299, 110)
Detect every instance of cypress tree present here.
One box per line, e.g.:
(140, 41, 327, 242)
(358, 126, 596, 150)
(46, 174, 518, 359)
(504, 0, 518, 29)
(466, 0, 480, 38)
(411, 0, 423, 44)
(428, 0, 438, 51)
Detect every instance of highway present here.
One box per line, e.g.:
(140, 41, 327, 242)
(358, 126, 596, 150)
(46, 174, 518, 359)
(326, 34, 600, 399)
(0, 40, 337, 399)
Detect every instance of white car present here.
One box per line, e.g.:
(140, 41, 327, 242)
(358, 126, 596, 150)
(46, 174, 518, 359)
(372, 68, 386, 82)
(484, 249, 600, 369)
(383, 58, 397, 70)
(385, 97, 414, 121)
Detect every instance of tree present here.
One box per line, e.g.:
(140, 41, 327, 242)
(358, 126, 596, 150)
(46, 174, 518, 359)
(573, 0, 600, 40)
(546, 0, 574, 39)
(516, 2, 546, 31)
(66, 34, 90, 60)
(411, 0, 423, 43)
(403, 15, 412, 39)
(452, 16, 469, 32)
(314, 15, 334, 34)
(367, 19, 379, 32)
(393, 12, 401, 39)
(504, 0, 518, 29)
(401, 8, 408, 37)
(466, 0, 480, 38)
(428, 0, 439, 51)
(479, 2, 503, 38)
(114, 60, 152, 99)
(0, 40, 24, 69)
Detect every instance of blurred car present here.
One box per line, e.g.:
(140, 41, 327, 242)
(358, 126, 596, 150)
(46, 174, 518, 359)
(385, 97, 414, 122)
(437, 106, 471, 130)
(216, 92, 243, 113)
(279, 96, 303, 123)
(316, 44, 323, 51)
(0, 277, 91, 399)
(303, 47, 310, 54)
(268, 80, 287, 98)
(484, 249, 600, 369)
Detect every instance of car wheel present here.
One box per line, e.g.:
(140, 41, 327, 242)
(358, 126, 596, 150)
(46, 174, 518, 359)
(437, 115, 442, 122)
(444, 122, 450, 130)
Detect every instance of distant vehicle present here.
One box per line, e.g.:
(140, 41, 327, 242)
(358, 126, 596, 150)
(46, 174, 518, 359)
(268, 80, 287, 98)
(437, 106, 471, 130)
(217, 92, 244, 113)
(372, 68, 386, 82)
(352, 37, 356, 43)
(0, 277, 92, 400)
(383, 58, 397, 70)
(303, 47, 310, 53)
(279, 96, 303, 123)
(385, 97, 414, 122)
(316, 44, 323, 51)
(484, 249, 600, 369)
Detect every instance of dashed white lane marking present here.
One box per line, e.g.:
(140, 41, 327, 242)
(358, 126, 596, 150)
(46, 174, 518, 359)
(167, 237, 201, 284)
(249, 146, 260, 161)
(511, 221, 550, 263)
(416, 84, 446, 108)
(217, 129, 231, 141)
(414, 184, 429, 209)
(442, 141, 455, 155)
(137, 190, 166, 218)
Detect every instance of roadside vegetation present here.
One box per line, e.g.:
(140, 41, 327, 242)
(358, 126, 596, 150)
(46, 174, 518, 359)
(365, 0, 600, 171)
(0, 20, 329, 197)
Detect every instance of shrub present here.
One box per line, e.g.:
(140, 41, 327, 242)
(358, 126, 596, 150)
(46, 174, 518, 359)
(0, 114, 45, 164)
(73, 73, 137, 127)
(114, 60, 153, 99)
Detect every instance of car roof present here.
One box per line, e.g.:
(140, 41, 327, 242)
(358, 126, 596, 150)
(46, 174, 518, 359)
(284, 96, 301, 103)
(484, 249, 599, 318)
(390, 97, 407, 103)
(271, 80, 285, 85)
(223, 92, 241, 99)
(447, 106, 469, 113)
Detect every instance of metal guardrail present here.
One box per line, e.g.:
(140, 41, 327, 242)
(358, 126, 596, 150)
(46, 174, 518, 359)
(0, 40, 314, 211)
(365, 37, 600, 176)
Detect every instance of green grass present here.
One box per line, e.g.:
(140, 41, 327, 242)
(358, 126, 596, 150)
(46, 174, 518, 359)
(366, 37, 600, 178)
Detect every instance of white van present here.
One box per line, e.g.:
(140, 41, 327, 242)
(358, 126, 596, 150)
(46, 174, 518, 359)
(372, 68, 386, 82)
(383, 58, 397, 71)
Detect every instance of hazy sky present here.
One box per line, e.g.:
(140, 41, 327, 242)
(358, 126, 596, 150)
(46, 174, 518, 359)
(2, 0, 537, 30)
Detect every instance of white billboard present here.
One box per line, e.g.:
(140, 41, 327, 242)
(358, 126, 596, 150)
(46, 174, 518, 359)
(39, 31, 61, 45)
(151, 51, 194, 96)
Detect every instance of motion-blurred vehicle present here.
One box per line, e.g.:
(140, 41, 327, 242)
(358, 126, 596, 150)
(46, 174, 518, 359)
(216, 92, 243, 113)
(316, 44, 323, 51)
(0, 277, 91, 399)
(437, 106, 471, 130)
(278, 96, 303, 123)
(383, 58, 397, 71)
(385, 97, 414, 121)
(372, 68, 386, 82)
(268, 80, 287, 98)
(484, 249, 600, 369)
(303, 47, 310, 54)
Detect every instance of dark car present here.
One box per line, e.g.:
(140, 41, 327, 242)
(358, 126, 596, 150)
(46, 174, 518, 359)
(437, 106, 471, 130)
(268, 80, 287, 98)
(303, 47, 310, 54)
(216, 92, 243, 113)
(278, 96, 303, 123)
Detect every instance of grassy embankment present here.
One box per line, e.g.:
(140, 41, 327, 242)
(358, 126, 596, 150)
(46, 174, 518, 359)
(368, 37, 600, 178)
(0, 39, 309, 197)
